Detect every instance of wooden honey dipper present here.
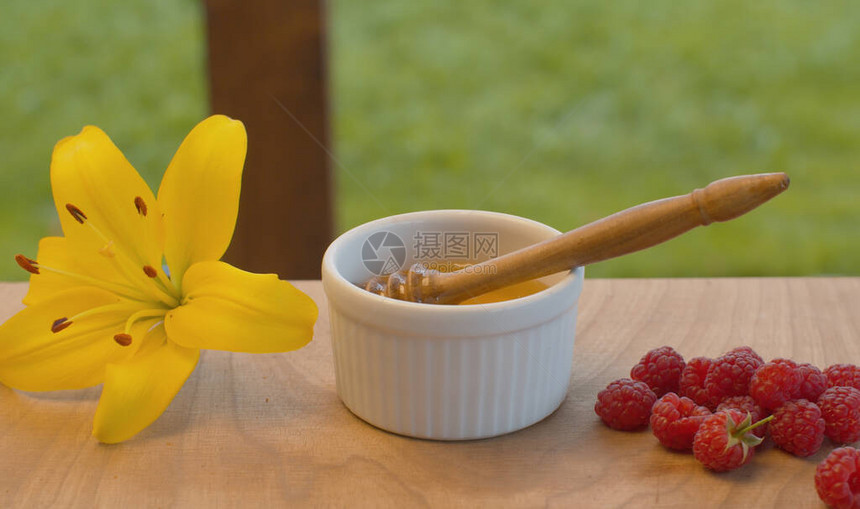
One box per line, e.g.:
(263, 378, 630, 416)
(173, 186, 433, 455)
(364, 172, 790, 304)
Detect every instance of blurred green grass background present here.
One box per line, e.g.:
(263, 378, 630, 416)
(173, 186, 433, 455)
(1, 0, 857, 280)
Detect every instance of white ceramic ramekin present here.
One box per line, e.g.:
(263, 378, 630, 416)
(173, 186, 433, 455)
(321, 210, 584, 440)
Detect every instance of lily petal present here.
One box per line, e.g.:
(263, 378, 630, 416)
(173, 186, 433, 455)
(157, 115, 246, 287)
(93, 332, 199, 444)
(23, 236, 137, 306)
(165, 260, 317, 353)
(0, 287, 152, 391)
(51, 126, 164, 272)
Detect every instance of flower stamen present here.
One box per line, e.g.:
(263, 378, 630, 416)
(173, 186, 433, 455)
(134, 196, 147, 216)
(80, 220, 180, 306)
(113, 333, 133, 346)
(60, 302, 145, 331)
(30, 260, 151, 303)
(65, 203, 87, 224)
(122, 308, 168, 333)
(116, 309, 167, 353)
(51, 317, 72, 333)
(15, 254, 40, 275)
(47, 302, 164, 341)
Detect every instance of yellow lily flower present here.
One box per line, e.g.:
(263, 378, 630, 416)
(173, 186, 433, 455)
(0, 115, 318, 443)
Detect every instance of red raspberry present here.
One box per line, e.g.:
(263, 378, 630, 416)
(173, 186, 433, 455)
(818, 386, 860, 444)
(729, 346, 764, 364)
(816, 447, 860, 509)
(594, 378, 657, 431)
(679, 357, 713, 408)
(692, 409, 768, 472)
(650, 392, 711, 450)
(749, 359, 803, 411)
(796, 362, 828, 401)
(630, 346, 685, 397)
(826, 364, 860, 391)
(769, 399, 825, 457)
(704, 347, 764, 407)
(716, 395, 768, 437)
(717, 395, 767, 420)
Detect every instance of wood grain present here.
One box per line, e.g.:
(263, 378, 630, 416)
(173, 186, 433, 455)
(1, 278, 858, 507)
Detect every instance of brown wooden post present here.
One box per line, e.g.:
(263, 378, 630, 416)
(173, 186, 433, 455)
(204, 0, 332, 279)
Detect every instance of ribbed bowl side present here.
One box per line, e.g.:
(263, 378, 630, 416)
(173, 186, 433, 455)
(329, 306, 578, 440)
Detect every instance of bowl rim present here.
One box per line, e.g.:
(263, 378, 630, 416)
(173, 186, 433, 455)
(321, 209, 584, 337)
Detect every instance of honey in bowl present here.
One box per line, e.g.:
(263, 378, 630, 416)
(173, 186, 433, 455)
(416, 261, 550, 305)
(458, 278, 549, 305)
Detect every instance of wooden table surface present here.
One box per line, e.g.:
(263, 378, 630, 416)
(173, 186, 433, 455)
(1, 278, 858, 508)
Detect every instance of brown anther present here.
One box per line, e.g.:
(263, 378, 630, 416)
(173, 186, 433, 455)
(15, 254, 39, 275)
(134, 196, 148, 216)
(51, 317, 72, 333)
(143, 265, 158, 278)
(113, 333, 133, 347)
(65, 203, 87, 224)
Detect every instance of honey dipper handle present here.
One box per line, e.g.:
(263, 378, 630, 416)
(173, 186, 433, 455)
(424, 173, 790, 304)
